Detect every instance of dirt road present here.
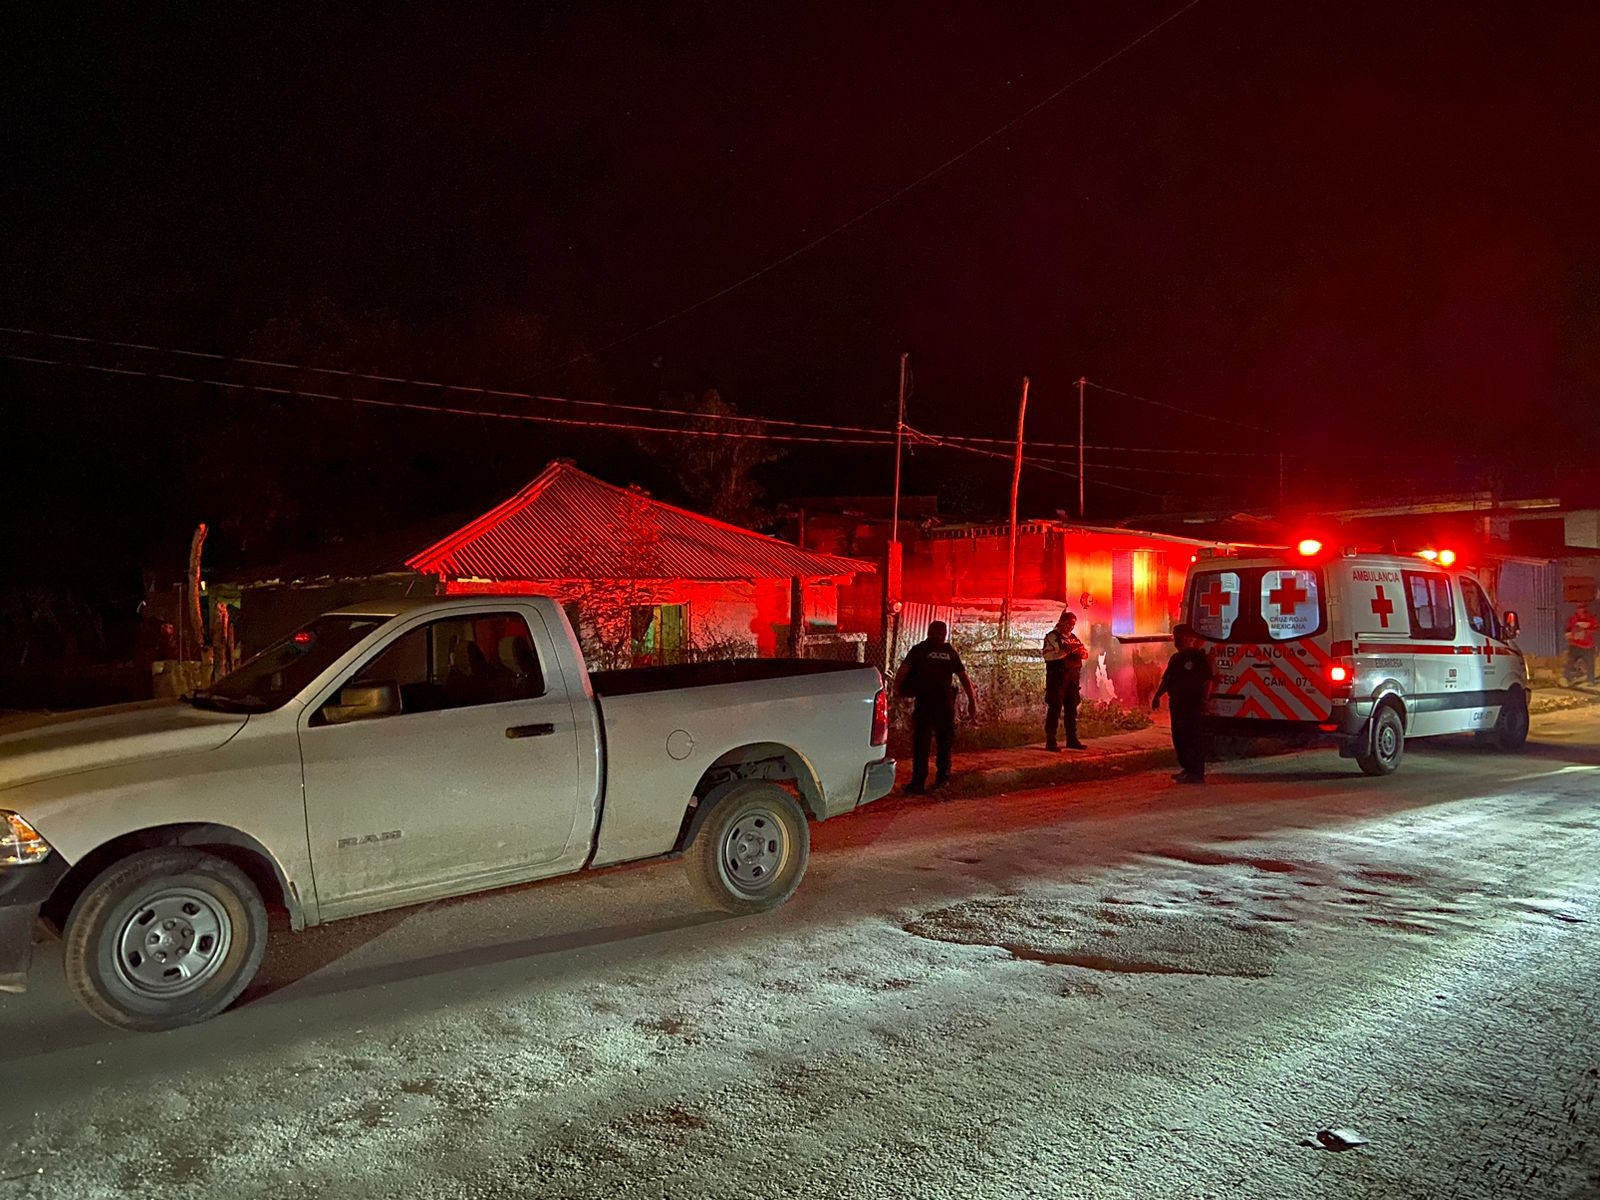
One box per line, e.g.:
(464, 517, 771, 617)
(3, 710, 1597, 1199)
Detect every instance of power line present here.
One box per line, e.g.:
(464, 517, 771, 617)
(7, 350, 1185, 498)
(906, 426, 1165, 498)
(0, 325, 1288, 462)
(3, 354, 898, 447)
(1082, 379, 1277, 435)
(589, 0, 1206, 354)
(0, 325, 898, 441)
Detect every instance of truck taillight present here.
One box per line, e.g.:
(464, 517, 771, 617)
(871, 689, 889, 746)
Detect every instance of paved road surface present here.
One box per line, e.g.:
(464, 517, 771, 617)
(3, 709, 1597, 1198)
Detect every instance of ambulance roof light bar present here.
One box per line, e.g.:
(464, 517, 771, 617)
(1296, 538, 1323, 557)
(1417, 548, 1457, 566)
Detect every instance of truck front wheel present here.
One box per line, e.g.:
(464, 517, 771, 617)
(685, 783, 810, 915)
(63, 848, 268, 1032)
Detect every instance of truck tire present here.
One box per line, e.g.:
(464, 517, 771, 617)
(1493, 689, 1530, 752)
(1356, 704, 1405, 777)
(684, 782, 810, 915)
(63, 848, 268, 1032)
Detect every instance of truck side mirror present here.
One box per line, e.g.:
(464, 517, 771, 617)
(322, 681, 402, 724)
(1502, 610, 1519, 639)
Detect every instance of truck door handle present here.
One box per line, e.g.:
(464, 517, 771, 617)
(505, 723, 556, 739)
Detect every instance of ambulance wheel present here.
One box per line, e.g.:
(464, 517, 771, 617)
(1492, 689, 1529, 752)
(1357, 705, 1405, 776)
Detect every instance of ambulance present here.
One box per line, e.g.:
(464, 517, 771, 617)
(1180, 540, 1529, 775)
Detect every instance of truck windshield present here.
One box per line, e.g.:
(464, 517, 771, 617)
(192, 616, 385, 711)
(1187, 566, 1326, 643)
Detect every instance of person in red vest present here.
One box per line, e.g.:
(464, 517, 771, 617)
(1566, 600, 1597, 685)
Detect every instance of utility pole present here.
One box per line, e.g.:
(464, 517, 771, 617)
(1076, 376, 1087, 519)
(1003, 376, 1030, 641)
(885, 353, 909, 676)
(891, 353, 907, 544)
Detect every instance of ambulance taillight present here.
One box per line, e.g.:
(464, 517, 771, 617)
(1327, 640, 1355, 698)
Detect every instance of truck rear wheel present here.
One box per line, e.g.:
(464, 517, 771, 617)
(684, 782, 809, 915)
(63, 848, 268, 1032)
(1493, 689, 1530, 752)
(1356, 704, 1405, 776)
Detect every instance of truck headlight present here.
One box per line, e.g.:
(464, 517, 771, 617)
(0, 813, 52, 866)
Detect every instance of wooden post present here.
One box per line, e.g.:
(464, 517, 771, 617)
(1002, 377, 1030, 641)
(789, 576, 805, 658)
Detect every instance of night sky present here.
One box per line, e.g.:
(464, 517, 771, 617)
(5, 2, 1599, 596)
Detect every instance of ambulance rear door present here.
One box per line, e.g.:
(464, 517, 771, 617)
(1188, 561, 1334, 725)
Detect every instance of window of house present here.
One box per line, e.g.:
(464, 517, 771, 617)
(1403, 572, 1456, 640)
(630, 604, 689, 665)
(1459, 577, 1498, 639)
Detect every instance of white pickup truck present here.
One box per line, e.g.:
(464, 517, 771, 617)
(0, 596, 895, 1031)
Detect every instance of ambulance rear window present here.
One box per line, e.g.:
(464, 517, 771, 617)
(1187, 565, 1327, 643)
(1190, 571, 1241, 640)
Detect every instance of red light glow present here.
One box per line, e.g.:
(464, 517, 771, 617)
(292, 630, 314, 645)
(1437, 549, 1457, 566)
(1297, 539, 1323, 556)
(871, 689, 889, 746)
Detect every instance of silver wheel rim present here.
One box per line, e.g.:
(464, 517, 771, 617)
(1378, 717, 1400, 761)
(720, 806, 790, 893)
(114, 888, 233, 997)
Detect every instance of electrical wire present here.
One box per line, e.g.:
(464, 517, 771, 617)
(0, 325, 898, 440)
(0, 326, 1289, 461)
(1082, 379, 1277, 435)
(2, 354, 898, 446)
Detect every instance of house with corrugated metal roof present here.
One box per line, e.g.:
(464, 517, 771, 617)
(226, 461, 872, 666)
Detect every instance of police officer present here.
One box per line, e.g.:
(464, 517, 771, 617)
(1042, 610, 1088, 751)
(1152, 623, 1213, 783)
(893, 620, 976, 794)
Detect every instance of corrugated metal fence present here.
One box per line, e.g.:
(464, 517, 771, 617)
(1496, 560, 1562, 657)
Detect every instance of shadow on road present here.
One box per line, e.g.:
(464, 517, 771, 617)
(243, 910, 730, 1012)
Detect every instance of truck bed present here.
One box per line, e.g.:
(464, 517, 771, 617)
(590, 658, 864, 697)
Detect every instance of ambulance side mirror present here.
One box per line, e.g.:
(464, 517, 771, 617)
(1502, 610, 1519, 639)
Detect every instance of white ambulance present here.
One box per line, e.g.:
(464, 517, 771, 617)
(1181, 541, 1530, 775)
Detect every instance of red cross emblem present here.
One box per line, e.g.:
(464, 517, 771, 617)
(1200, 580, 1233, 619)
(1268, 576, 1309, 615)
(1370, 586, 1394, 628)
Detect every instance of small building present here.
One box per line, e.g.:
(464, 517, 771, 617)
(789, 499, 1225, 704)
(228, 462, 872, 667)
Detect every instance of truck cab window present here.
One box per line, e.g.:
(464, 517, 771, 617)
(322, 612, 546, 722)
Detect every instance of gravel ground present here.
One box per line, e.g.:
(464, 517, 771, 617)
(2, 709, 1597, 1199)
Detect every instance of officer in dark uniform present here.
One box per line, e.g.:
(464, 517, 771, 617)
(1042, 610, 1088, 750)
(1152, 623, 1213, 783)
(893, 620, 977, 793)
